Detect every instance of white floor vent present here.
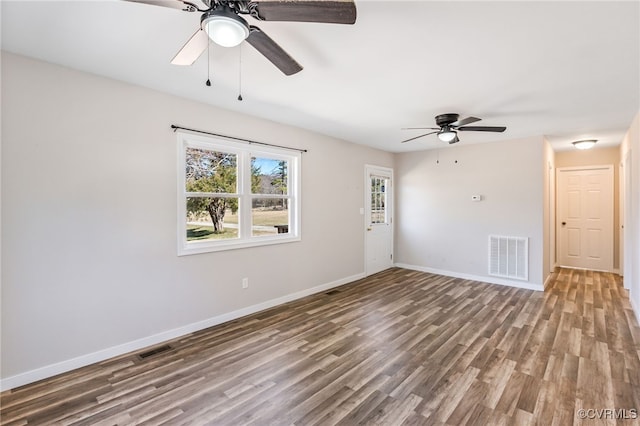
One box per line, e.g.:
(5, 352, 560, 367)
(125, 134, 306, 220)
(489, 235, 528, 281)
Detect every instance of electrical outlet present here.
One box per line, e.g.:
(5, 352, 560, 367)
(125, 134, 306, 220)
(242, 278, 249, 289)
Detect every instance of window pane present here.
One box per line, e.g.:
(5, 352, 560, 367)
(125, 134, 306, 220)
(251, 198, 289, 236)
(370, 176, 387, 224)
(251, 157, 288, 195)
(185, 148, 237, 193)
(179, 133, 301, 255)
(186, 197, 239, 241)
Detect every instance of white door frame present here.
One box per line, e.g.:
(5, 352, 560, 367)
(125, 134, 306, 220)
(364, 165, 394, 276)
(548, 161, 556, 273)
(622, 151, 632, 288)
(556, 165, 614, 272)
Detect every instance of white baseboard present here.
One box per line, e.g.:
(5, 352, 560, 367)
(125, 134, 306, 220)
(394, 263, 544, 292)
(0, 272, 365, 392)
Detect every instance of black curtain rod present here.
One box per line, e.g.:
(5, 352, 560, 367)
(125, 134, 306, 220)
(171, 125, 308, 153)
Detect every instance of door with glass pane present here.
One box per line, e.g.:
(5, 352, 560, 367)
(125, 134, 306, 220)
(365, 165, 393, 275)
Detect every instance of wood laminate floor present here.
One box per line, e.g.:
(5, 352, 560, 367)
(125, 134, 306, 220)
(2, 268, 640, 425)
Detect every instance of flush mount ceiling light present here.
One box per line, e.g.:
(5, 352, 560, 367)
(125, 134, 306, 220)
(437, 127, 457, 143)
(201, 8, 249, 48)
(572, 139, 597, 150)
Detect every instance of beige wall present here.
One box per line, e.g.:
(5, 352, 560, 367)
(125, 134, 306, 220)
(555, 147, 620, 270)
(1, 52, 394, 387)
(394, 137, 545, 289)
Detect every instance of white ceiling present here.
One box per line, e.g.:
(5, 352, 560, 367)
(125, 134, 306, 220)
(2, 0, 639, 152)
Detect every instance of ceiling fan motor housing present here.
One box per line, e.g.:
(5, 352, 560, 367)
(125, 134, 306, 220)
(435, 113, 460, 127)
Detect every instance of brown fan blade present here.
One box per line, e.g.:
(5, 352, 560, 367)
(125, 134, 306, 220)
(252, 0, 356, 24)
(400, 131, 439, 144)
(451, 116, 480, 128)
(122, 0, 202, 12)
(458, 126, 507, 132)
(246, 26, 303, 75)
(401, 127, 440, 130)
(171, 29, 209, 65)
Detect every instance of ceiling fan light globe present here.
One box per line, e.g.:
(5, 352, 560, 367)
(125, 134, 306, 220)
(203, 14, 249, 47)
(438, 130, 457, 143)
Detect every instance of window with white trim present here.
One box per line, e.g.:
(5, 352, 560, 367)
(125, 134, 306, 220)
(370, 175, 388, 224)
(177, 132, 300, 255)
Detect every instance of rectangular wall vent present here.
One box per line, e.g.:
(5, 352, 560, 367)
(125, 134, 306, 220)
(489, 235, 528, 281)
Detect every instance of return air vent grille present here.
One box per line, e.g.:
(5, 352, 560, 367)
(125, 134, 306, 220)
(137, 344, 172, 360)
(489, 235, 528, 281)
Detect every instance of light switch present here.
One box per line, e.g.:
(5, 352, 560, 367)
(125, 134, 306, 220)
(471, 195, 482, 201)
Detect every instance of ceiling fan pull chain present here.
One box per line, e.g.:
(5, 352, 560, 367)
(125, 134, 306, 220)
(237, 44, 243, 101)
(205, 39, 212, 87)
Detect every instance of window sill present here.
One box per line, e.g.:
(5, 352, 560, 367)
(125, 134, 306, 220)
(178, 234, 301, 256)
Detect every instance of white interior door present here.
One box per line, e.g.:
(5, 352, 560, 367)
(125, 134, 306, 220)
(365, 166, 393, 276)
(557, 166, 614, 271)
